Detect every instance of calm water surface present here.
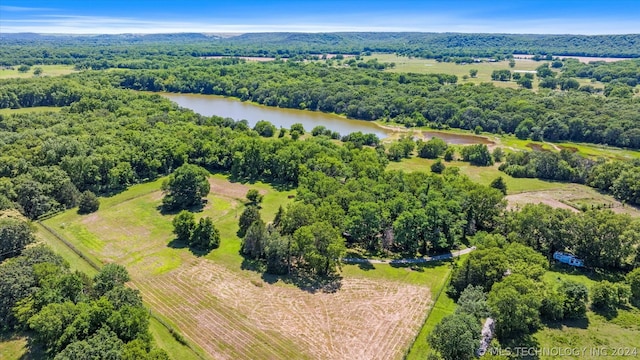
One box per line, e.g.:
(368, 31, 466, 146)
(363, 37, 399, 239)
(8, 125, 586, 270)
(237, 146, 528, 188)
(162, 93, 389, 139)
(162, 93, 491, 144)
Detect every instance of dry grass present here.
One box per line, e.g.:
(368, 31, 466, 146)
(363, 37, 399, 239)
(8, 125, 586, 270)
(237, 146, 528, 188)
(134, 258, 431, 360)
(505, 185, 640, 217)
(506, 191, 580, 213)
(208, 176, 261, 200)
(44, 176, 436, 360)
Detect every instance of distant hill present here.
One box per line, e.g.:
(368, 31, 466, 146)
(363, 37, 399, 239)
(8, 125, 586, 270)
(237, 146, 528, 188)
(1, 32, 638, 66)
(217, 32, 640, 58)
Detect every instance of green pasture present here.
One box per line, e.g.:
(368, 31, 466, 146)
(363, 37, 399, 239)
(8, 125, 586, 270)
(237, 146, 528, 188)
(0, 65, 76, 79)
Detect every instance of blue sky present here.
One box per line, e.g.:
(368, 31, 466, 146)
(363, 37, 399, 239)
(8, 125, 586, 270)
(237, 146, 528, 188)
(1, 0, 638, 34)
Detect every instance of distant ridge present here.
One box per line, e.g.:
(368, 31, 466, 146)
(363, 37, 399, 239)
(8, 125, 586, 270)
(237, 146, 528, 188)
(1, 32, 639, 59)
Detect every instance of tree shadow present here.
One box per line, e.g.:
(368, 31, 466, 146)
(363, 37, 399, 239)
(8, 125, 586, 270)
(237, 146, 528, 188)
(167, 238, 189, 249)
(342, 258, 376, 271)
(240, 258, 342, 294)
(548, 263, 625, 283)
(240, 257, 266, 273)
(356, 260, 375, 271)
(388, 258, 453, 271)
(166, 238, 212, 257)
(267, 270, 343, 294)
(226, 173, 297, 192)
(3, 332, 46, 360)
(543, 316, 590, 330)
(499, 335, 541, 359)
(157, 200, 206, 216)
(592, 306, 620, 320)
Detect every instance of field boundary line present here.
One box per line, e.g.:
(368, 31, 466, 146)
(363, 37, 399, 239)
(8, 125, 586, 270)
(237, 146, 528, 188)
(35, 221, 207, 360)
(36, 221, 103, 271)
(402, 262, 455, 359)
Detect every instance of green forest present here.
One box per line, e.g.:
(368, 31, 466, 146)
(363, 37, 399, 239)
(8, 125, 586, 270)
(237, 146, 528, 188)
(2, 33, 640, 67)
(1, 34, 639, 360)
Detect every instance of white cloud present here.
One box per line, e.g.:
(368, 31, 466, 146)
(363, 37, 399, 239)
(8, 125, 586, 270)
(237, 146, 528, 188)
(0, 14, 637, 35)
(0, 5, 55, 12)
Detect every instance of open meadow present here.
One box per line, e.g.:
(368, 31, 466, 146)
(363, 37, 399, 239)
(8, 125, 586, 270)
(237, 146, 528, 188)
(0, 106, 62, 115)
(534, 267, 640, 359)
(364, 53, 607, 91)
(39, 174, 454, 360)
(0, 65, 76, 79)
(387, 156, 640, 218)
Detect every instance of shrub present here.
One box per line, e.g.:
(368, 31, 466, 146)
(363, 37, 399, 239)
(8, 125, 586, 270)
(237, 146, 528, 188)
(78, 191, 100, 214)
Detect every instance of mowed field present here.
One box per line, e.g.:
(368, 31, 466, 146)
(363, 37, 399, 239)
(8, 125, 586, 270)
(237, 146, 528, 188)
(364, 53, 605, 90)
(41, 174, 447, 360)
(0, 65, 76, 79)
(387, 157, 640, 218)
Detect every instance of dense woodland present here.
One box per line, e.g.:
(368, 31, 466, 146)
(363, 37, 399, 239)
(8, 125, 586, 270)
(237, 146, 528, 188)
(113, 61, 640, 148)
(561, 58, 640, 85)
(0, 211, 166, 359)
(3, 59, 639, 149)
(1, 37, 640, 359)
(1, 33, 640, 67)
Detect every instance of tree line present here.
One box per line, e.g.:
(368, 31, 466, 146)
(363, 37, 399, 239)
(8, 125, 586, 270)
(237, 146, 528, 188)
(500, 150, 640, 206)
(0, 212, 167, 359)
(99, 60, 640, 149)
(2, 33, 639, 68)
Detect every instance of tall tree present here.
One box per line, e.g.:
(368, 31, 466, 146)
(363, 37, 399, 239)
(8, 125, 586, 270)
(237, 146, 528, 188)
(77, 190, 100, 214)
(238, 206, 261, 238)
(428, 313, 481, 360)
(488, 274, 543, 341)
(242, 219, 267, 259)
(0, 215, 35, 261)
(191, 217, 220, 251)
(172, 210, 195, 243)
(291, 221, 346, 275)
(161, 164, 210, 211)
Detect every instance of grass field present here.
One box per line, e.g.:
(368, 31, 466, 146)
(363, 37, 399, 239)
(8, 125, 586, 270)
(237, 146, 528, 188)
(386, 156, 568, 194)
(535, 268, 640, 359)
(364, 54, 560, 90)
(404, 255, 470, 360)
(0, 106, 63, 115)
(493, 133, 640, 161)
(41, 174, 443, 360)
(32, 218, 201, 360)
(0, 334, 29, 360)
(386, 156, 640, 217)
(0, 65, 76, 79)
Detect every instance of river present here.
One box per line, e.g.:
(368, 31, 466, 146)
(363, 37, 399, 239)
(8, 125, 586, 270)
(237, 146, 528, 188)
(162, 93, 492, 144)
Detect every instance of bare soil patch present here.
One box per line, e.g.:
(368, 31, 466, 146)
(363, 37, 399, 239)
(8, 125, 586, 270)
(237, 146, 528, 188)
(506, 191, 580, 213)
(134, 259, 432, 360)
(506, 186, 640, 217)
(208, 177, 265, 200)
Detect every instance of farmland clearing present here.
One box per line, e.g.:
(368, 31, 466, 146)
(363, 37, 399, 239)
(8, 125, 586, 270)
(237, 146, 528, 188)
(42, 174, 442, 360)
(0, 64, 76, 79)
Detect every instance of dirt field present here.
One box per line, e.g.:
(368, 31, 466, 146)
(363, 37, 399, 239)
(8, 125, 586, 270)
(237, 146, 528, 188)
(506, 185, 640, 217)
(506, 191, 580, 213)
(134, 258, 431, 360)
(208, 176, 264, 199)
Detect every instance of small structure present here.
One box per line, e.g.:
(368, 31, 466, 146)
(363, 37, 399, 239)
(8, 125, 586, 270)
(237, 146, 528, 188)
(553, 251, 584, 267)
